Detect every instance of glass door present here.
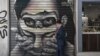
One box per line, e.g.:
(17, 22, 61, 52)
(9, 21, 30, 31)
(82, 2, 100, 51)
(76, 0, 100, 56)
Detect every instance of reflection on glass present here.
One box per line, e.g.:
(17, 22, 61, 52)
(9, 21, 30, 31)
(82, 3, 100, 32)
(82, 2, 100, 52)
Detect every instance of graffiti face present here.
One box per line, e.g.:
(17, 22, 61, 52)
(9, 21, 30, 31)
(17, 0, 61, 55)
(20, 11, 58, 33)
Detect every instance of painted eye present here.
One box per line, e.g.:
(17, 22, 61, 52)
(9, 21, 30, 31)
(43, 17, 56, 27)
(44, 19, 52, 24)
(23, 17, 35, 27)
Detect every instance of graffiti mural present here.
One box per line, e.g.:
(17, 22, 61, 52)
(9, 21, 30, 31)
(10, 0, 75, 56)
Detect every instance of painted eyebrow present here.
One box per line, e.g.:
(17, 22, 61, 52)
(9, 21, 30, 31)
(21, 12, 34, 17)
(21, 11, 57, 18)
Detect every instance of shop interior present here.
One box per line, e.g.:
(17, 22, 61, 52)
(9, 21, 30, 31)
(82, 2, 100, 52)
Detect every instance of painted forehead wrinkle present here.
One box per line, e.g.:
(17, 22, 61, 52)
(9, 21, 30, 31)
(22, 13, 57, 20)
(22, 0, 58, 13)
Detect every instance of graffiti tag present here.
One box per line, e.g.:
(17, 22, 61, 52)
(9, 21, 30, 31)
(0, 10, 7, 39)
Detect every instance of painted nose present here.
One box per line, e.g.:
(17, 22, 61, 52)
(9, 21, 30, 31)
(33, 35, 42, 48)
(36, 21, 43, 28)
